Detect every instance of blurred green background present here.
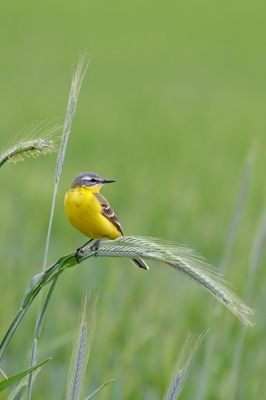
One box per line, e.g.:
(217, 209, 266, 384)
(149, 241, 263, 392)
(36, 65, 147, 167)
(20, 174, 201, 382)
(0, 1, 266, 399)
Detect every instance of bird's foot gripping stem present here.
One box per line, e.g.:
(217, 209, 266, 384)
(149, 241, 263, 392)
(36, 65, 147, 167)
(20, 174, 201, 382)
(74, 238, 94, 263)
(90, 237, 107, 255)
(74, 237, 107, 262)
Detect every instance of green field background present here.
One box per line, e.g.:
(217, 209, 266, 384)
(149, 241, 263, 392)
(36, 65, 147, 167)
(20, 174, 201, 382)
(0, 1, 266, 399)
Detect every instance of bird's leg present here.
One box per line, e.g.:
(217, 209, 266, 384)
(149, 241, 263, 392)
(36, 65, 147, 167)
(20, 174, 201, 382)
(75, 238, 94, 263)
(90, 236, 107, 254)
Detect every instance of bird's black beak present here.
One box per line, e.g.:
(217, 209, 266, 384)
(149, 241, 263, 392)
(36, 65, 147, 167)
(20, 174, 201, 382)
(103, 179, 115, 184)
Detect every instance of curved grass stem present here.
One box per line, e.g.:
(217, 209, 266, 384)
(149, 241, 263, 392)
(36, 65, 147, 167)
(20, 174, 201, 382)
(0, 235, 254, 366)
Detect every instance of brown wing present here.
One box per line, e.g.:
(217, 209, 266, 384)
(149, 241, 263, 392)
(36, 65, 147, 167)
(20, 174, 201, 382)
(95, 193, 149, 270)
(94, 192, 123, 236)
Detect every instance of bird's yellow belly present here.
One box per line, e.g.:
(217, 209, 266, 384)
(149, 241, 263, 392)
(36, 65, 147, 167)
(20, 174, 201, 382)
(64, 187, 121, 240)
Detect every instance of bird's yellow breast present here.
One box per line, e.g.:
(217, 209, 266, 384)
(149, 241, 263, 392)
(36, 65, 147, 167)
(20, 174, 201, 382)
(64, 186, 121, 240)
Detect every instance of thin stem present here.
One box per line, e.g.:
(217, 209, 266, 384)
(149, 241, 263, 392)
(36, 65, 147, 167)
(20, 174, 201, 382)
(27, 52, 91, 399)
(27, 278, 58, 400)
(195, 153, 253, 400)
(0, 236, 254, 364)
(230, 211, 266, 399)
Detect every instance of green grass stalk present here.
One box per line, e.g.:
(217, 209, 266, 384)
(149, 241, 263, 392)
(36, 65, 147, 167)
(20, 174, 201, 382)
(229, 210, 266, 399)
(83, 380, 114, 400)
(27, 278, 58, 400)
(0, 235, 254, 364)
(7, 369, 40, 400)
(27, 51, 92, 399)
(195, 152, 253, 400)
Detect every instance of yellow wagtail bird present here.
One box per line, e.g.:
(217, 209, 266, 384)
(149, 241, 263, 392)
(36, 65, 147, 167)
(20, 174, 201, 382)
(64, 171, 149, 270)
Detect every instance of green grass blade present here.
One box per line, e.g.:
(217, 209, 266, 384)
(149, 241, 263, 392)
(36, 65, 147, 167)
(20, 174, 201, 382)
(0, 358, 50, 392)
(34, 278, 58, 340)
(7, 368, 40, 400)
(27, 278, 58, 400)
(84, 379, 114, 400)
(195, 152, 253, 400)
(0, 235, 254, 364)
(229, 210, 266, 399)
(0, 309, 25, 363)
(0, 256, 72, 362)
(219, 152, 253, 275)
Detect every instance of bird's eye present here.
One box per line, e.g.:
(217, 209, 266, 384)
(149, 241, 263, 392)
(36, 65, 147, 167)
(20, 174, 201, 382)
(90, 178, 96, 183)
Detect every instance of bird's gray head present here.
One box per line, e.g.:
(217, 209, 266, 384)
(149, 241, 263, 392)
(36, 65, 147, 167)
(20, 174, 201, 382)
(71, 172, 115, 188)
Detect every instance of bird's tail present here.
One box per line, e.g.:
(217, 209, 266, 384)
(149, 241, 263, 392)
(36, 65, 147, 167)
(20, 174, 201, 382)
(130, 258, 149, 270)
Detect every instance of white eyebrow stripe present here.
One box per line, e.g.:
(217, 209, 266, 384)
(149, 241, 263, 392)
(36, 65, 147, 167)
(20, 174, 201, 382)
(81, 176, 92, 181)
